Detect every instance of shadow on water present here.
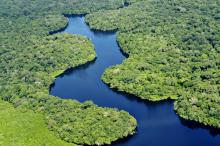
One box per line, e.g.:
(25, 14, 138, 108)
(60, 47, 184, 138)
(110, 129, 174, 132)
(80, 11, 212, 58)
(50, 15, 220, 146)
(180, 118, 220, 137)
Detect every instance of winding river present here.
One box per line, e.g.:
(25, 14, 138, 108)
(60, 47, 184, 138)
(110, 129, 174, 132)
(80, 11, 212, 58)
(50, 16, 220, 146)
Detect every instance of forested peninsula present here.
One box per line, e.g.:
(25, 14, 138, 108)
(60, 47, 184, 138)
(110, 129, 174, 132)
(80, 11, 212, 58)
(0, 0, 219, 145)
(86, 0, 220, 128)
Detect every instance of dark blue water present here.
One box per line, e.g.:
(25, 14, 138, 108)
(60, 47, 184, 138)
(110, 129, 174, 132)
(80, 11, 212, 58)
(50, 16, 220, 146)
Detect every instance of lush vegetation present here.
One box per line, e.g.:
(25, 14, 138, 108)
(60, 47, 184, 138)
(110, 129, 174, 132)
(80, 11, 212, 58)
(0, 99, 76, 146)
(102, 33, 180, 101)
(0, 0, 137, 145)
(1, 0, 219, 145)
(85, 0, 220, 128)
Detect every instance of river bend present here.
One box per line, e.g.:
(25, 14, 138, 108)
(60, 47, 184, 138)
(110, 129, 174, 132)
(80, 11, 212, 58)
(50, 16, 220, 146)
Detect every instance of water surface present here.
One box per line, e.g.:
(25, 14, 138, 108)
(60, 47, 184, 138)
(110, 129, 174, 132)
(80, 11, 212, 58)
(50, 16, 220, 146)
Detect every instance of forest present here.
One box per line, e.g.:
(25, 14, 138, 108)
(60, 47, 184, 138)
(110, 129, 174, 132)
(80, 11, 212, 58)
(86, 0, 220, 128)
(0, 0, 137, 145)
(0, 0, 219, 145)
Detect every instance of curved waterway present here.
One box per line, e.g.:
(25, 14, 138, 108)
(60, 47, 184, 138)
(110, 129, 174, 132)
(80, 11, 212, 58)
(50, 16, 220, 146)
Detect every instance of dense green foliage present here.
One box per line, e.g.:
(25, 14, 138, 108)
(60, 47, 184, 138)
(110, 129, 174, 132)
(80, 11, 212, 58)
(86, 0, 220, 128)
(0, 0, 137, 145)
(13, 94, 136, 145)
(1, 0, 219, 145)
(0, 99, 76, 146)
(103, 34, 180, 101)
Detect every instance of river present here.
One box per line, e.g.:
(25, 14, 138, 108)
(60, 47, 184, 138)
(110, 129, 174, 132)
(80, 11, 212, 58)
(50, 16, 220, 146)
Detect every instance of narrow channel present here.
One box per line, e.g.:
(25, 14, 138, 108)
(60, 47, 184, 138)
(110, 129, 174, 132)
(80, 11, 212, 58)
(50, 16, 220, 146)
